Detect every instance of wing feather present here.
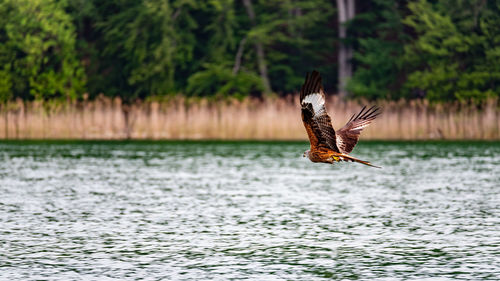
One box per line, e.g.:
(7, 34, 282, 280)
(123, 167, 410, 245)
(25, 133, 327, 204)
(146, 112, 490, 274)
(336, 105, 381, 154)
(300, 71, 339, 152)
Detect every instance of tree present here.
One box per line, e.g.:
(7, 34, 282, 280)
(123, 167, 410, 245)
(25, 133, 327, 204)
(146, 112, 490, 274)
(242, 0, 272, 94)
(187, 0, 336, 97)
(262, 0, 336, 93)
(186, 0, 264, 98)
(403, 0, 500, 101)
(91, 0, 197, 101)
(347, 0, 407, 100)
(0, 0, 85, 102)
(337, 0, 355, 98)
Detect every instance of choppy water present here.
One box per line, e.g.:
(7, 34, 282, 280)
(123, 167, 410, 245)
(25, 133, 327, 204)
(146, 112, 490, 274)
(0, 141, 499, 280)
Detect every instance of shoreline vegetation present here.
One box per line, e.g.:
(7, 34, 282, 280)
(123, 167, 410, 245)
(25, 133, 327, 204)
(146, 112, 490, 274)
(0, 96, 499, 140)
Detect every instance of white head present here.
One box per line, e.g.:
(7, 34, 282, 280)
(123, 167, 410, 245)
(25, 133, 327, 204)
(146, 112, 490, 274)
(303, 150, 310, 158)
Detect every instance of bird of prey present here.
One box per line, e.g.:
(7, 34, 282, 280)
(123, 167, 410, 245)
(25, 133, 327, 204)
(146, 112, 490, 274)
(300, 71, 381, 168)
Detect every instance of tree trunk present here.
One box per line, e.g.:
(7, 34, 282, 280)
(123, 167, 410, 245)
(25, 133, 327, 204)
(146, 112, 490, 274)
(337, 0, 355, 98)
(233, 37, 247, 75)
(242, 0, 272, 94)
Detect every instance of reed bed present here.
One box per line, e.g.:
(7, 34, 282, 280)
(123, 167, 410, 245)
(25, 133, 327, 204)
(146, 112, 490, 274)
(0, 96, 499, 140)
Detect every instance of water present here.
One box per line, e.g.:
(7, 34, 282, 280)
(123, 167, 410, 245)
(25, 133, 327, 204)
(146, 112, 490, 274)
(0, 140, 499, 280)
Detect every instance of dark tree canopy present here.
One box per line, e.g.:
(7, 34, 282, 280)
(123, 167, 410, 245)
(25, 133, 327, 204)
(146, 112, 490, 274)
(0, 0, 498, 103)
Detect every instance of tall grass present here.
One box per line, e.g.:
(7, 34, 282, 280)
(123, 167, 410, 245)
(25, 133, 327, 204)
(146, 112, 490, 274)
(0, 96, 498, 140)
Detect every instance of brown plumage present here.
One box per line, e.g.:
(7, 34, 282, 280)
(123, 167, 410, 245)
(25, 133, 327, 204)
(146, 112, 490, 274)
(300, 71, 381, 168)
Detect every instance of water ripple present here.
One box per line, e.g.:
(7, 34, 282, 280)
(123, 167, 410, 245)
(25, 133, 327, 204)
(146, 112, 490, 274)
(0, 141, 499, 280)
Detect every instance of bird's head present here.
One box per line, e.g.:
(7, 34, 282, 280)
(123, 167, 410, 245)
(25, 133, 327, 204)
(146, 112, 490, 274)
(303, 150, 310, 158)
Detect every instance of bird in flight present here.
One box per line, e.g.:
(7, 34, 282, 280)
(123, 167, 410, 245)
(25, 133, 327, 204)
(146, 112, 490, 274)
(300, 71, 381, 168)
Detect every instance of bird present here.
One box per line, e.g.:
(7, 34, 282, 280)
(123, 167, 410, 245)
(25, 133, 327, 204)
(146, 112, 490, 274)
(300, 70, 381, 168)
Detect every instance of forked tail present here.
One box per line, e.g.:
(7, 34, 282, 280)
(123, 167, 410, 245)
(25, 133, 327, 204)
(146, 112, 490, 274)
(338, 153, 381, 168)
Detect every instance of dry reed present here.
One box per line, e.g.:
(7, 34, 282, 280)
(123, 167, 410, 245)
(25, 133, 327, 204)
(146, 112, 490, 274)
(0, 96, 499, 140)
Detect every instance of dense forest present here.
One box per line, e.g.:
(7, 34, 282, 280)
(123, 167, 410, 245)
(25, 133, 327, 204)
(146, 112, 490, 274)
(0, 0, 499, 104)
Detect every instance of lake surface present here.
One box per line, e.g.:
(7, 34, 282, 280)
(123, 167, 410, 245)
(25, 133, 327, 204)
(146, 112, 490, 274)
(0, 141, 499, 280)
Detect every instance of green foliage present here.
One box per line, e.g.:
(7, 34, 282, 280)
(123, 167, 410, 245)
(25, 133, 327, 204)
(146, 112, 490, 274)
(186, 0, 336, 95)
(0, 0, 85, 102)
(203, 0, 237, 62)
(403, 0, 500, 102)
(0, 68, 12, 104)
(0, 0, 499, 102)
(347, 0, 408, 100)
(347, 0, 500, 102)
(84, 0, 198, 101)
(252, 0, 337, 92)
(186, 64, 262, 98)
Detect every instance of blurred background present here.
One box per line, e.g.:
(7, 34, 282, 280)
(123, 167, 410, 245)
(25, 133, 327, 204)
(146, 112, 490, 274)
(0, 0, 499, 139)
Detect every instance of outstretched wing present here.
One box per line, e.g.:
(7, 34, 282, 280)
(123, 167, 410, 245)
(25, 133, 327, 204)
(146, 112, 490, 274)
(300, 71, 339, 152)
(336, 105, 381, 154)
